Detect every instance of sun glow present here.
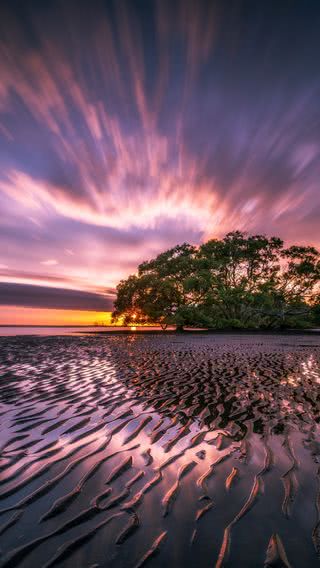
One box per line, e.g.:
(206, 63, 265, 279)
(0, 307, 113, 326)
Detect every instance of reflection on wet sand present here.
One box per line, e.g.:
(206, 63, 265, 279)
(0, 334, 319, 567)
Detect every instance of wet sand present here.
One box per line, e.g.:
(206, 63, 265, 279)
(0, 333, 319, 567)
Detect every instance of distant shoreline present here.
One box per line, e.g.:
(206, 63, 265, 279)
(1, 324, 319, 331)
(0, 324, 122, 328)
(0, 325, 319, 337)
(81, 328, 320, 335)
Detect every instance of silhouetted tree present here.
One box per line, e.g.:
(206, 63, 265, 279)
(112, 232, 320, 329)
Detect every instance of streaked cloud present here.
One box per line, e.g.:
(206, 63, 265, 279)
(41, 259, 58, 266)
(0, 0, 319, 321)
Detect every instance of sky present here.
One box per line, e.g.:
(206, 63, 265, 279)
(0, 0, 320, 324)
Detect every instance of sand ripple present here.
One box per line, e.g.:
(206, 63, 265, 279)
(0, 333, 319, 567)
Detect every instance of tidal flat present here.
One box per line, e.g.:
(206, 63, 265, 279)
(0, 333, 319, 567)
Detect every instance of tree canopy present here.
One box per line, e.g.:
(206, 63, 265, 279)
(112, 232, 320, 329)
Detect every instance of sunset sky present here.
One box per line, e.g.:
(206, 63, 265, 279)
(0, 0, 320, 324)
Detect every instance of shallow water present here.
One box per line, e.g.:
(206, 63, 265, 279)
(0, 326, 163, 337)
(0, 333, 319, 567)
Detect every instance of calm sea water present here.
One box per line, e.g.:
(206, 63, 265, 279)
(0, 326, 164, 336)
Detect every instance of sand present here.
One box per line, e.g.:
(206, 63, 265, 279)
(0, 333, 319, 567)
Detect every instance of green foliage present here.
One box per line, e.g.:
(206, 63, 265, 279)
(310, 296, 320, 326)
(112, 232, 320, 329)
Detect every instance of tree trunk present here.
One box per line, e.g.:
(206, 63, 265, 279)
(176, 325, 184, 332)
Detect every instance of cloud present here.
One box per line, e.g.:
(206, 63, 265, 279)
(0, 0, 319, 315)
(41, 259, 58, 266)
(0, 282, 113, 311)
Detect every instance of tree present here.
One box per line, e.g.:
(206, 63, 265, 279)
(311, 296, 320, 326)
(112, 232, 320, 329)
(112, 244, 197, 329)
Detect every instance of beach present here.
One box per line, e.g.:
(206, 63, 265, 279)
(0, 333, 319, 567)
